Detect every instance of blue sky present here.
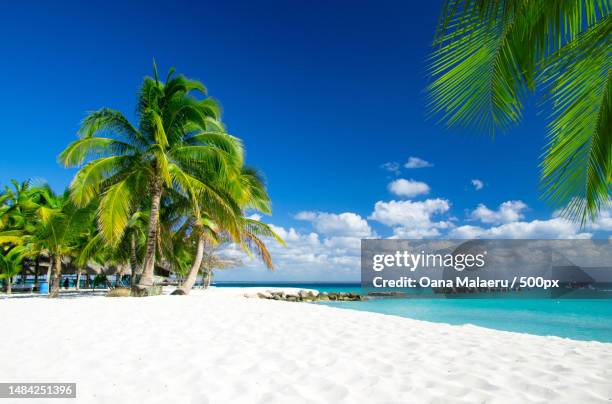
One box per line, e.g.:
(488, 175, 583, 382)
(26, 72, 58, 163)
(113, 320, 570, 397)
(1, 1, 610, 281)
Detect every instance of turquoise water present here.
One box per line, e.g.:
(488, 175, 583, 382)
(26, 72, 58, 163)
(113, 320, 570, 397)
(214, 282, 612, 342)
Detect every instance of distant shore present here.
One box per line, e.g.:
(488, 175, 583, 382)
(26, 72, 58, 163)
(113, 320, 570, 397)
(2, 287, 611, 403)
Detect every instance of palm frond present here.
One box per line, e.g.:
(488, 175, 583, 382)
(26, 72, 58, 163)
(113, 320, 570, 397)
(242, 218, 285, 246)
(59, 137, 137, 167)
(97, 175, 136, 245)
(540, 16, 611, 222)
(67, 156, 135, 207)
(428, 0, 531, 133)
(79, 108, 145, 147)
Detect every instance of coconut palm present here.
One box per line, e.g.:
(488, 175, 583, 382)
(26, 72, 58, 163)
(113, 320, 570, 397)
(59, 64, 243, 293)
(0, 181, 39, 242)
(0, 181, 62, 288)
(177, 167, 284, 294)
(30, 190, 97, 297)
(0, 245, 27, 294)
(428, 0, 610, 223)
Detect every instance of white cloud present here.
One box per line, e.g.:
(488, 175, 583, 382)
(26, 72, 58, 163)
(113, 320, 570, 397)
(450, 218, 591, 239)
(268, 224, 302, 242)
(388, 179, 430, 198)
(217, 219, 365, 282)
(369, 199, 452, 238)
(295, 211, 372, 238)
(404, 156, 433, 169)
(294, 211, 316, 221)
(585, 206, 612, 232)
(216, 201, 610, 283)
(471, 179, 484, 190)
(247, 213, 262, 221)
(469, 200, 527, 224)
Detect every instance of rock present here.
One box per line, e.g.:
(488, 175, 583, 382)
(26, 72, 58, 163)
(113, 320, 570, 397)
(285, 290, 299, 299)
(368, 291, 407, 297)
(106, 287, 131, 297)
(318, 294, 329, 301)
(171, 289, 186, 295)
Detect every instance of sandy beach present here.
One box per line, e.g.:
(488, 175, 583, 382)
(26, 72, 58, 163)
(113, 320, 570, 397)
(2, 289, 611, 404)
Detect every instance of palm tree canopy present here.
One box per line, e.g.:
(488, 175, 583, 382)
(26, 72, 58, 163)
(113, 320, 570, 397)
(428, 0, 611, 223)
(59, 65, 244, 245)
(0, 245, 27, 280)
(30, 190, 97, 259)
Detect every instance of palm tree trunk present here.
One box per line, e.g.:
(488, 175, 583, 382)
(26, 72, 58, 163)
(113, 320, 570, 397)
(6, 276, 12, 295)
(34, 256, 40, 288)
(45, 260, 52, 285)
(76, 269, 82, 290)
(179, 234, 206, 294)
(205, 269, 212, 289)
(136, 180, 162, 291)
(129, 233, 139, 288)
(49, 256, 62, 298)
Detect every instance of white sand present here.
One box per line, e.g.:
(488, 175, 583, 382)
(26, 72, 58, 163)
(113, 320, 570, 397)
(1, 288, 611, 404)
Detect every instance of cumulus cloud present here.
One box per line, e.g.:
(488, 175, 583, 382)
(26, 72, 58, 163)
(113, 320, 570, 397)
(295, 211, 372, 238)
(584, 206, 612, 232)
(216, 200, 611, 282)
(404, 156, 433, 169)
(449, 218, 591, 239)
(388, 179, 430, 198)
(469, 200, 527, 224)
(369, 199, 452, 238)
(471, 179, 484, 190)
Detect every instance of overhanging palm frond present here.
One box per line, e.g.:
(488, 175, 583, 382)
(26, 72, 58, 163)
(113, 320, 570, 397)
(430, 0, 611, 222)
(540, 16, 612, 222)
(428, 0, 532, 133)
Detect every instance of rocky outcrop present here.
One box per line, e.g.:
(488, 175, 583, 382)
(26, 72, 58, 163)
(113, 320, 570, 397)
(368, 291, 408, 297)
(244, 289, 367, 302)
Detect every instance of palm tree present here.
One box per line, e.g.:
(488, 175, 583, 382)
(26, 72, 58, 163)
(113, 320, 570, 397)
(0, 246, 27, 294)
(428, 0, 610, 223)
(59, 63, 243, 294)
(31, 190, 97, 297)
(176, 167, 284, 294)
(199, 249, 239, 289)
(0, 181, 59, 289)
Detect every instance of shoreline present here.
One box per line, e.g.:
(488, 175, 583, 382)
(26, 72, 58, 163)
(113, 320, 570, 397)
(3, 285, 609, 343)
(2, 288, 611, 403)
